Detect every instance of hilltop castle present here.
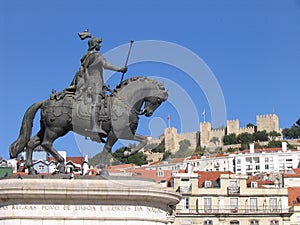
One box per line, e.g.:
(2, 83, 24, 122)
(162, 114, 280, 151)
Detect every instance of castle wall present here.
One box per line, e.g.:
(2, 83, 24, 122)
(164, 127, 180, 153)
(210, 128, 225, 146)
(179, 132, 198, 150)
(239, 126, 255, 134)
(161, 114, 280, 155)
(227, 120, 239, 135)
(256, 114, 279, 133)
(200, 122, 211, 147)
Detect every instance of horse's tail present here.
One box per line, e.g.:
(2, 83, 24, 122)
(10, 101, 44, 158)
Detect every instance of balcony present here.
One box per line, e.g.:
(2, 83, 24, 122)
(176, 206, 293, 216)
(227, 186, 240, 196)
(178, 185, 192, 194)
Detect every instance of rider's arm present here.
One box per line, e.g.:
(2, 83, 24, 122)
(100, 55, 123, 72)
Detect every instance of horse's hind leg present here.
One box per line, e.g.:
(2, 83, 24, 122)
(26, 134, 42, 174)
(41, 128, 66, 173)
(123, 133, 148, 157)
(99, 131, 117, 176)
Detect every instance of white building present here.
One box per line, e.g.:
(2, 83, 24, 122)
(185, 142, 300, 176)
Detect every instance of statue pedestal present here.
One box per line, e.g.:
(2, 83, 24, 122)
(0, 177, 181, 225)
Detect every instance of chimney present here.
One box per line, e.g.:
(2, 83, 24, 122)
(250, 143, 255, 154)
(282, 142, 287, 152)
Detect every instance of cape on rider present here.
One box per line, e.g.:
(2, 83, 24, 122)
(69, 30, 127, 135)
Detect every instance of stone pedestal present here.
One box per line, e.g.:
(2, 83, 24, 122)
(0, 177, 181, 225)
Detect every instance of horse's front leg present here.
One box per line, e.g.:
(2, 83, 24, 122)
(123, 133, 148, 157)
(99, 131, 117, 176)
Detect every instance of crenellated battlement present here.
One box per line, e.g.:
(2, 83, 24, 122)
(155, 113, 280, 153)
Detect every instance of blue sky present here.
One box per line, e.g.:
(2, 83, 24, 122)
(1, 1, 300, 159)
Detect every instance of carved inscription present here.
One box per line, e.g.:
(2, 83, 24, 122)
(0, 204, 164, 215)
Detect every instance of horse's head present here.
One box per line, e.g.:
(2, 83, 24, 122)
(114, 76, 168, 117)
(140, 96, 166, 117)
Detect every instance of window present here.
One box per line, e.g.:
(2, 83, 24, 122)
(230, 220, 239, 225)
(157, 170, 164, 177)
(250, 182, 258, 188)
(185, 197, 190, 209)
(250, 220, 259, 225)
(204, 198, 212, 213)
(230, 180, 238, 188)
(265, 164, 269, 170)
(296, 216, 300, 225)
(38, 164, 45, 171)
(230, 198, 238, 211)
(265, 157, 269, 163)
(270, 220, 279, 225)
(179, 197, 190, 211)
(250, 198, 258, 212)
(204, 180, 212, 188)
(204, 220, 213, 225)
(269, 198, 278, 212)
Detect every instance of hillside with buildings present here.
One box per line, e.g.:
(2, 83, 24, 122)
(143, 113, 287, 159)
(1, 113, 300, 224)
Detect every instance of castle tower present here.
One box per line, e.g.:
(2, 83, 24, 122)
(256, 114, 279, 133)
(227, 120, 240, 135)
(200, 122, 211, 147)
(164, 127, 180, 153)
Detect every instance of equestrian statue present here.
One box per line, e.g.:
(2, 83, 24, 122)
(10, 30, 168, 175)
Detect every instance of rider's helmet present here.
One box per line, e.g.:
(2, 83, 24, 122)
(78, 29, 102, 51)
(88, 37, 102, 51)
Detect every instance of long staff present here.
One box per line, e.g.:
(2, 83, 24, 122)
(120, 40, 134, 84)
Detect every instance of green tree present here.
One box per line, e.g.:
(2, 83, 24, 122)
(112, 147, 148, 166)
(223, 133, 238, 145)
(151, 139, 165, 153)
(193, 145, 205, 156)
(283, 125, 300, 139)
(269, 131, 281, 141)
(267, 140, 282, 148)
(89, 151, 113, 167)
(210, 137, 220, 145)
(252, 130, 269, 142)
(237, 132, 253, 144)
(179, 139, 191, 151)
(162, 151, 172, 160)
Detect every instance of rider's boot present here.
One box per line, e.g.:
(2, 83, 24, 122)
(86, 104, 107, 135)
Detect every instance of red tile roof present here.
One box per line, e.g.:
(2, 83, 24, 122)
(107, 163, 137, 170)
(288, 187, 300, 206)
(148, 158, 185, 166)
(246, 175, 276, 188)
(195, 171, 233, 187)
(48, 156, 85, 165)
(107, 166, 173, 184)
(187, 155, 201, 160)
(239, 147, 298, 154)
(284, 168, 300, 178)
(170, 158, 185, 163)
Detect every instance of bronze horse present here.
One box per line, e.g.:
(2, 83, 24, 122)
(10, 76, 168, 175)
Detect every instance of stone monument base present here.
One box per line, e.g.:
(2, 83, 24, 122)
(0, 176, 180, 225)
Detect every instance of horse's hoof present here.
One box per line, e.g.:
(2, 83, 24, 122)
(28, 168, 36, 175)
(100, 169, 110, 176)
(57, 164, 66, 174)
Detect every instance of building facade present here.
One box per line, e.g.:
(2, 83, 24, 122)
(171, 171, 292, 225)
